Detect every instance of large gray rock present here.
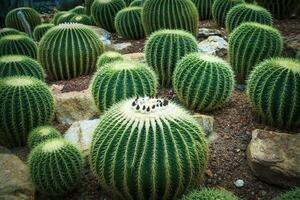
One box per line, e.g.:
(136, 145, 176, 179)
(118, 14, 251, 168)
(88, 26, 112, 48)
(198, 36, 228, 59)
(247, 129, 300, 188)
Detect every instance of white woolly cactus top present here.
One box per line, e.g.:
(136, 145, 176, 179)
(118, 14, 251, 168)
(273, 58, 300, 73)
(109, 61, 139, 71)
(0, 55, 25, 62)
(3, 76, 34, 86)
(1, 34, 28, 40)
(42, 139, 66, 152)
(198, 53, 227, 64)
(57, 22, 87, 29)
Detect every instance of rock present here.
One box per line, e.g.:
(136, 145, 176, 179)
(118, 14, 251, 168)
(198, 36, 228, 59)
(88, 26, 112, 47)
(284, 34, 300, 57)
(0, 146, 35, 200)
(198, 28, 222, 39)
(234, 179, 245, 188)
(111, 42, 132, 52)
(193, 114, 214, 137)
(123, 52, 145, 63)
(247, 129, 300, 188)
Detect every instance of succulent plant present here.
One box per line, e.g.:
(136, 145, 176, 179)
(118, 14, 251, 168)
(212, 0, 244, 27)
(145, 29, 198, 87)
(225, 3, 272, 33)
(247, 58, 300, 129)
(70, 5, 86, 15)
(173, 53, 234, 111)
(91, 61, 157, 112)
(181, 188, 240, 200)
(274, 188, 300, 200)
(85, 0, 95, 15)
(56, 12, 77, 24)
(28, 138, 84, 195)
(191, 0, 215, 20)
(297, 50, 300, 61)
(0, 76, 54, 147)
(56, 0, 84, 11)
(33, 23, 55, 42)
(123, 0, 134, 6)
(142, 0, 199, 36)
(115, 7, 145, 39)
(229, 22, 283, 83)
(0, 28, 22, 39)
(129, 0, 143, 7)
(0, 34, 37, 58)
(70, 14, 92, 25)
(38, 23, 104, 81)
(52, 11, 68, 25)
(96, 51, 124, 69)
(90, 97, 208, 200)
(91, 0, 126, 32)
(28, 126, 62, 149)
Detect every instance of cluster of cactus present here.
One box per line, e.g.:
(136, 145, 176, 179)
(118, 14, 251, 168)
(91, 61, 157, 112)
(181, 188, 240, 200)
(274, 188, 300, 200)
(0, 55, 44, 80)
(28, 138, 84, 195)
(142, 0, 199, 36)
(0, 28, 22, 38)
(70, 5, 86, 15)
(70, 15, 92, 25)
(225, 3, 272, 33)
(90, 97, 208, 200)
(173, 53, 234, 111)
(0, 34, 37, 58)
(28, 126, 62, 149)
(145, 29, 198, 87)
(56, 12, 76, 24)
(33, 23, 55, 41)
(247, 58, 300, 129)
(115, 7, 145, 39)
(129, 0, 143, 7)
(229, 22, 283, 83)
(38, 23, 104, 81)
(97, 51, 124, 68)
(0, 76, 54, 147)
(91, 0, 126, 32)
(192, 0, 215, 20)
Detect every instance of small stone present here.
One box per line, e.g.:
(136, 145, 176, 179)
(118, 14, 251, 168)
(198, 28, 222, 39)
(193, 114, 215, 137)
(198, 36, 228, 59)
(234, 179, 245, 188)
(111, 42, 132, 52)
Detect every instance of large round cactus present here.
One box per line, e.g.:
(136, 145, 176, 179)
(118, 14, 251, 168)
(145, 29, 198, 87)
(0, 55, 44, 80)
(247, 58, 300, 129)
(70, 14, 92, 25)
(0, 28, 22, 39)
(181, 188, 240, 200)
(28, 138, 84, 195)
(90, 97, 208, 200)
(173, 53, 234, 111)
(225, 4, 272, 33)
(115, 7, 145, 39)
(70, 5, 86, 15)
(96, 51, 124, 69)
(5, 7, 41, 32)
(212, 0, 244, 27)
(38, 23, 104, 81)
(229, 22, 283, 83)
(91, 0, 126, 32)
(142, 0, 199, 36)
(0, 76, 54, 147)
(28, 126, 62, 149)
(274, 188, 300, 200)
(33, 23, 55, 41)
(91, 61, 157, 112)
(192, 0, 215, 20)
(0, 34, 37, 58)
(56, 12, 77, 24)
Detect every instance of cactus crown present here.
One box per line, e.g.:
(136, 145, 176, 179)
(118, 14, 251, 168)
(0, 55, 24, 62)
(273, 59, 300, 73)
(42, 139, 66, 152)
(4, 76, 34, 86)
(2, 34, 26, 40)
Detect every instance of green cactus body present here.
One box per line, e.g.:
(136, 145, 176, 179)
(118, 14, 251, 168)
(90, 97, 208, 200)
(91, 0, 126, 32)
(33, 23, 55, 42)
(124, 0, 134, 6)
(274, 188, 300, 200)
(115, 7, 145, 39)
(247, 58, 300, 129)
(91, 61, 157, 112)
(297, 50, 300, 61)
(181, 188, 240, 200)
(5, 7, 41, 32)
(228, 22, 283, 84)
(225, 4, 272, 33)
(145, 29, 198, 88)
(0, 28, 22, 39)
(0, 77, 54, 147)
(70, 6, 87, 15)
(52, 11, 68, 25)
(173, 53, 234, 111)
(28, 126, 62, 149)
(85, 0, 95, 15)
(70, 15, 92, 25)
(97, 51, 124, 68)
(28, 138, 84, 195)
(129, 0, 143, 7)
(57, 12, 77, 24)
(38, 23, 104, 81)
(192, 0, 215, 20)
(0, 34, 37, 58)
(212, 0, 244, 27)
(0, 55, 44, 80)
(142, 0, 199, 36)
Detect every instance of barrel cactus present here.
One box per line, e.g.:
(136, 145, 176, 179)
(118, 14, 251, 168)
(91, 61, 157, 112)
(70, 15, 92, 25)
(90, 97, 208, 200)
(85, 0, 95, 15)
(225, 4, 272, 33)
(52, 11, 68, 25)
(145, 29, 198, 87)
(0, 76, 54, 147)
(70, 5, 86, 15)
(56, 0, 84, 11)
(212, 0, 244, 27)
(181, 188, 240, 200)
(0, 34, 37, 58)
(28, 138, 84, 195)
(97, 51, 124, 69)
(229, 22, 283, 83)
(115, 7, 145, 39)
(0, 28, 22, 39)
(142, 0, 199, 36)
(91, 0, 126, 32)
(38, 23, 104, 81)
(33, 23, 55, 41)
(129, 0, 143, 7)
(57, 12, 77, 24)
(28, 126, 62, 149)
(191, 0, 215, 20)
(297, 50, 300, 61)
(274, 188, 300, 200)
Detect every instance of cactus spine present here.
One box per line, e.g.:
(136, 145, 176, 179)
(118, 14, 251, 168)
(191, 0, 215, 20)
(33, 23, 55, 42)
(70, 15, 92, 25)
(181, 188, 240, 200)
(28, 126, 62, 149)
(97, 51, 124, 69)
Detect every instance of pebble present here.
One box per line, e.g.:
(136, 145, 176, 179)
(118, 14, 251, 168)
(234, 179, 245, 188)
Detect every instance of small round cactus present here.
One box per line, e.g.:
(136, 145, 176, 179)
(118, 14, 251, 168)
(0, 28, 22, 39)
(142, 0, 199, 36)
(129, 0, 143, 7)
(192, 0, 215, 20)
(5, 7, 41, 32)
(229, 22, 283, 83)
(28, 126, 62, 149)
(57, 12, 77, 24)
(91, 61, 157, 112)
(115, 7, 145, 39)
(38, 23, 104, 81)
(247, 58, 300, 129)
(91, 0, 126, 32)
(33, 23, 55, 41)
(274, 188, 300, 200)
(0, 76, 55, 147)
(0, 34, 37, 58)
(256, 0, 299, 19)
(70, 14, 92, 25)
(181, 188, 240, 200)
(0, 55, 44, 80)
(174, 53, 234, 111)
(226, 4, 272, 33)
(70, 5, 86, 15)
(212, 0, 245, 27)
(90, 97, 208, 200)
(28, 138, 84, 195)
(52, 11, 68, 25)
(96, 51, 124, 69)
(145, 29, 198, 87)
